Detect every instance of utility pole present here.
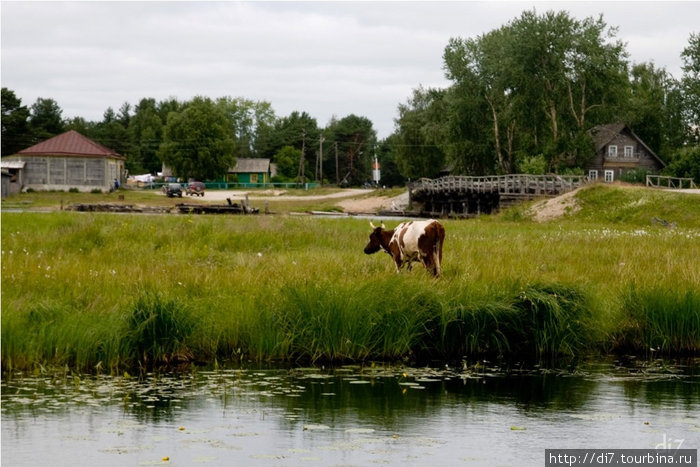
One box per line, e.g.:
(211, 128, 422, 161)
(335, 141, 339, 185)
(319, 134, 325, 186)
(298, 129, 306, 188)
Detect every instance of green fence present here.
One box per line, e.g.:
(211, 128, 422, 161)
(143, 182, 321, 191)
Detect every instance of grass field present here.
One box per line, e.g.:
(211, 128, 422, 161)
(2, 184, 698, 372)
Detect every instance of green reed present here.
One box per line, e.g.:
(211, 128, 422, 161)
(2, 185, 699, 372)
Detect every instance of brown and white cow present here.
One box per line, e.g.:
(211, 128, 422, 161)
(364, 219, 445, 277)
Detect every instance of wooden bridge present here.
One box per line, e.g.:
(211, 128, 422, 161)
(408, 174, 589, 217)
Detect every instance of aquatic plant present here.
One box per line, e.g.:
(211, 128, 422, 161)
(619, 286, 700, 354)
(125, 291, 195, 367)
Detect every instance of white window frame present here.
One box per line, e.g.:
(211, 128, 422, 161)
(604, 170, 614, 183)
(624, 146, 634, 158)
(588, 170, 598, 181)
(608, 145, 617, 158)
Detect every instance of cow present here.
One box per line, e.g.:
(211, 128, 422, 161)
(364, 219, 445, 277)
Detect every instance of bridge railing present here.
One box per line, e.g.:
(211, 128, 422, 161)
(412, 174, 588, 197)
(646, 175, 697, 190)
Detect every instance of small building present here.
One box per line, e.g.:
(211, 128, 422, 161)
(3, 130, 125, 192)
(227, 158, 272, 185)
(0, 159, 25, 196)
(1, 169, 11, 198)
(587, 124, 666, 182)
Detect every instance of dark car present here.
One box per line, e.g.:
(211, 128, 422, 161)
(164, 183, 183, 198)
(186, 181, 205, 197)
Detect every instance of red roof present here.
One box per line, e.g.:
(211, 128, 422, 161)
(18, 130, 124, 159)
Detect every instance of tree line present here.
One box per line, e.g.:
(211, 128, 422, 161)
(2, 10, 699, 184)
(1, 91, 383, 185)
(393, 10, 700, 183)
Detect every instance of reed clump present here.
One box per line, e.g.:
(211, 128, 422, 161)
(617, 286, 700, 353)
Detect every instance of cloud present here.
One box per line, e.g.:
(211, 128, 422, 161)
(2, 1, 698, 139)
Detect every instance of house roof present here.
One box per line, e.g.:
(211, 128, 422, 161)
(0, 160, 26, 169)
(589, 123, 666, 167)
(17, 130, 124, 159)
(590, 123, 627, 152)
(229, 158, 271, 173)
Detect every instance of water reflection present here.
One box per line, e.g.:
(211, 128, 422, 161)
(2, 359, 698, 466)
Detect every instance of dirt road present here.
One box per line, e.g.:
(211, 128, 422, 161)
(199, 188, 370, 202)
(182, 188, 410, 214)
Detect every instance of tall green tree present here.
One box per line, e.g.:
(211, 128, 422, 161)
(273, 145, 302, 180)
(375, 134, 405, 187)
(216, 97, 277, 159)
(439, 10, 629, 174)
(29, 97, 64, 141)
(623, 63, 684, 156)
(264, 111, 319, 159)
(324, 114, 376, 185)
(681, 33, 700, 143)
(96, 106, 131, 158)
(158, 96, 236, 180)
(1, 87, 31, 155)
(393, 86, 448, 178)
(128, 98, 164, 174)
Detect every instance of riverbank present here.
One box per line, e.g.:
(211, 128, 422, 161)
(1, 185, 699, 372)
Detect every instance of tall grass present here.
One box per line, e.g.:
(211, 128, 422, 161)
(618, 286, 700, 353)
(2, 185, 699, 372)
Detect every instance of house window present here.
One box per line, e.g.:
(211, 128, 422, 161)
(604, 170, 614, 183)
(588, 170, 598, 181)
(250, 173, 258, 183)
(624, 146, 634, 158)
(608, 145, 617, 158)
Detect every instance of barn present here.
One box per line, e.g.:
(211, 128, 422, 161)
(3, 130, 125, 193)
(587, 124, 666, 182)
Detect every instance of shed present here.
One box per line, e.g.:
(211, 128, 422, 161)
(0, 159, 25, 196)
(587, 124, 666, 182)
(227, 158, 272, 184)
(3, 130, 125, 192)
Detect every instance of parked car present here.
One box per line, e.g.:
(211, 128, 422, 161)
(164, 183, 183, 197)
(186, 181, 205, 197)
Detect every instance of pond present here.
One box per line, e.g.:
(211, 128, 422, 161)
(2, 358, 698, 466)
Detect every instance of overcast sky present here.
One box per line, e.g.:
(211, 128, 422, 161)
(2, 1, 698, 139)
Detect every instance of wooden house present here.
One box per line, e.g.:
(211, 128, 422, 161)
(227, 158, 272, 185)
(3, 130, 125, 192)
(587, 124, 666, 182)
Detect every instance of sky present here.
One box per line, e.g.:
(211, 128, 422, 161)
(2, 1, 699, 140)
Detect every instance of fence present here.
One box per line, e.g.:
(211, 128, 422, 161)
(137, 181, 321, 191)
(646, 175, 697, 189)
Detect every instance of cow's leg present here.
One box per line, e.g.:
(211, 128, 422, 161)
(393, 255, 403, 274)
(423, 254, 438, 277)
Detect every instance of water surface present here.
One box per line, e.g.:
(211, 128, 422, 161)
(2, 359, 698, 466)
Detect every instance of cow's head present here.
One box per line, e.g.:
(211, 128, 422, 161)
(364, 221, 387, 254)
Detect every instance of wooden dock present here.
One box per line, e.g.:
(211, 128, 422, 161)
(409, 174, 588, 217)
(175, 201, 259, 215)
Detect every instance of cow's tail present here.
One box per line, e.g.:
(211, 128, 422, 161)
(434, 222, 445, 277)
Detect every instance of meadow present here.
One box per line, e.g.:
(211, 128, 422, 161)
(1, 185, 698, 373)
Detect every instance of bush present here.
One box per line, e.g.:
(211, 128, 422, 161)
(519, 154, 548, 174)
(619, 168, 650, 184)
